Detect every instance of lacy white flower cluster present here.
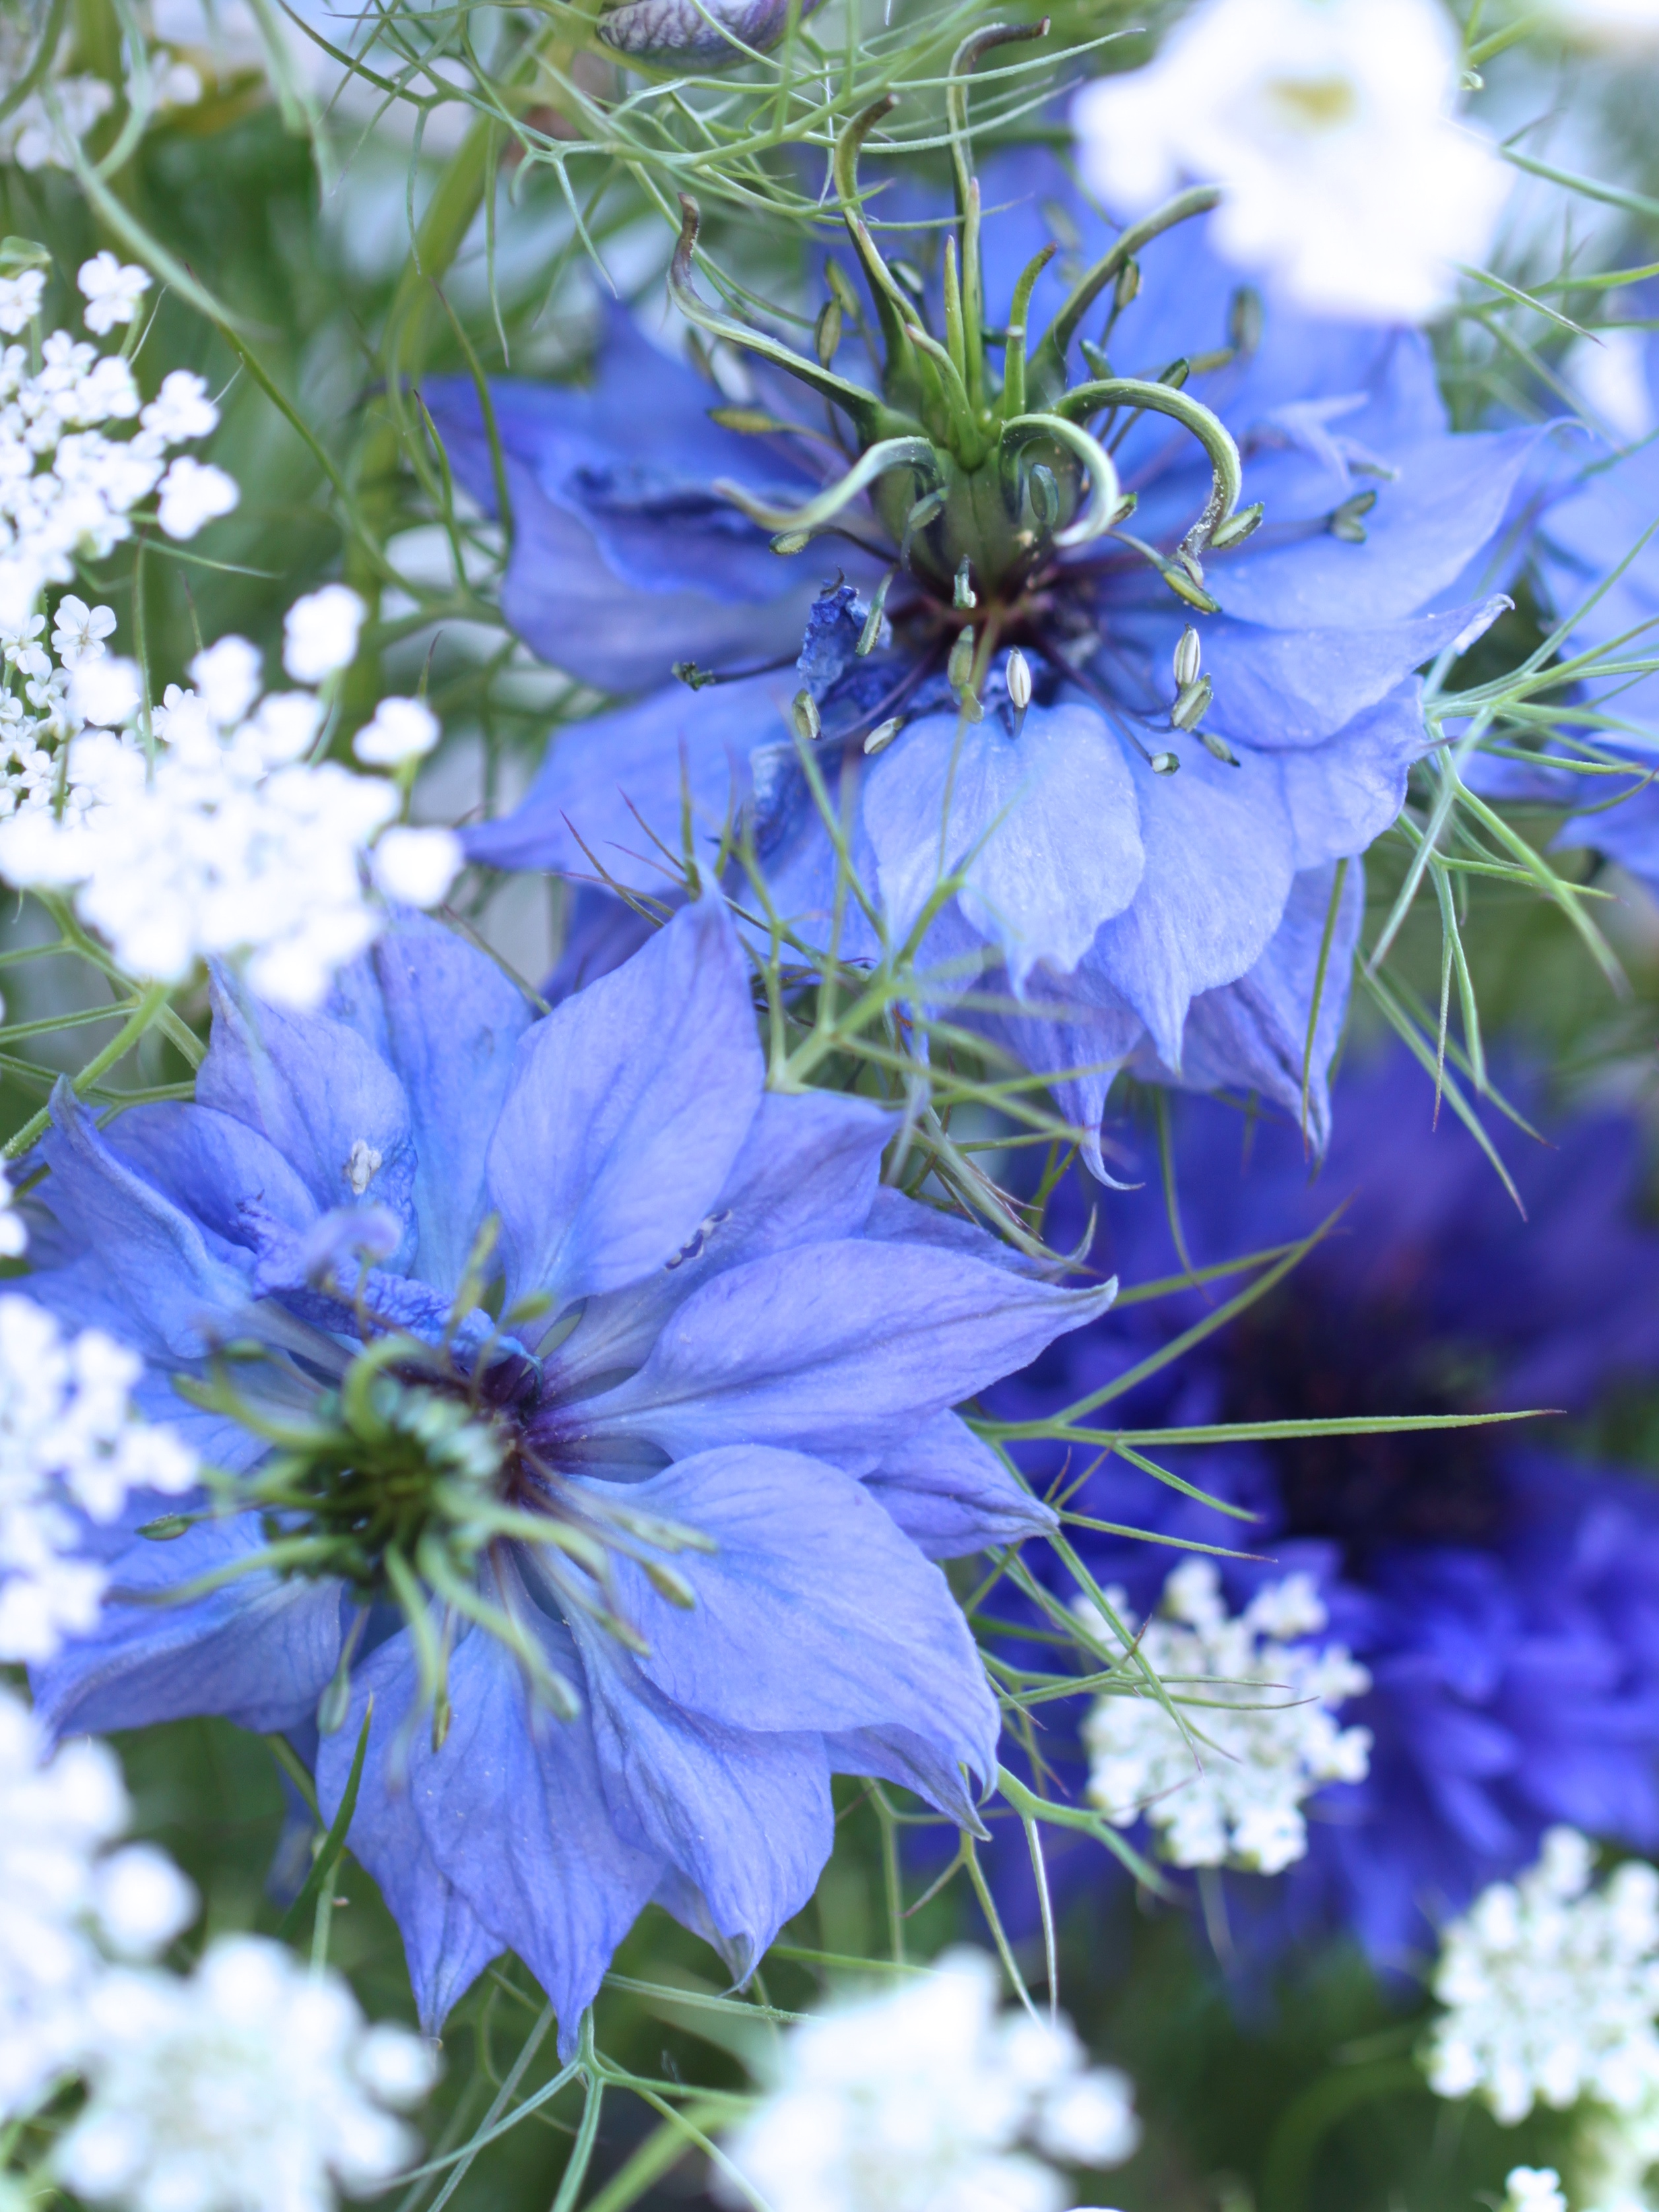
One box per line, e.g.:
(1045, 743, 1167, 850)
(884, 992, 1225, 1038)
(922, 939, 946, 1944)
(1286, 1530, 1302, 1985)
(1080, 1560, 1373, 1875)
(0, 1685, 436, 2212)
(0, 1292, 197, 1663)
(0, 11, 203, 175)
(0, 255, 236, 623)
(1072, 0, 1512, 323)
(1427, 1829, 1659, 2126)
(0, 581, 461, 1008)
(1504, 2172, 1570, 2212)
(717, 1947, 1139, 2212)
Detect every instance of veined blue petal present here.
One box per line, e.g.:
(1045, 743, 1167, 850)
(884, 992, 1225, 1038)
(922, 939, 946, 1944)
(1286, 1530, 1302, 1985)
(864, 1411, 1057, 1559)
(198, 968, 415, 1244)
(864, 703, 1145, 986)
(577, 1240, 1116, 1462)
(571, 1616, 832, 1978)
(599, 1446, 999, 1782)
(316, 1642, 503, 2033)
(31, 1517, 345, 1738)
(488, 895, 763, 1315)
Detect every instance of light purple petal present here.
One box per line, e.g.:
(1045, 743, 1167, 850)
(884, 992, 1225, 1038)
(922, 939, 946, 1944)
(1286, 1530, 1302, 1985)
(488, 895, 764, 1315)
(600, 1445, 1000, 1779)
(577, 1240, 1116, 1462)
(864, 703, 1144, 984)
(864, 1411, 1057, 1559)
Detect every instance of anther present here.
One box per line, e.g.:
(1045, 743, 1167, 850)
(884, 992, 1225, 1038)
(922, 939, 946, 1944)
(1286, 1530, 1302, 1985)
(1228, 286, 1263, 358)
(1210, 501, 1264, 550)
(1329, 490, 1379, 544)
(1079, 338, 1113, 381)
(1199, 728, 1239, 766)
(947, 627, 977, 693)
(858, 566, 896, 656)
(954, 559, 977, 611)
(1114, 259, 1141, 311)
(1171, 675, 1212, 730)
(671, 660, 721, 689)
(791, 691, 822, 743)
(1007, 647, 1032, 739)
(345, 1139, 382, 1197)
(770, 528, 814, 555)
(864, 716, 905, 755)
(1173, 626, 1201, 689)
(899, 488, 947, 572)
(1150, 749, 1180, 774)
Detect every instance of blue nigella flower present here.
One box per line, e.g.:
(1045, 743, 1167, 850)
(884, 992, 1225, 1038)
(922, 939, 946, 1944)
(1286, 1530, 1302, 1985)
(989, 1052, 1659, 1973)
(428, 99, 1539, 1170)
(22, 895, 1114, 2046)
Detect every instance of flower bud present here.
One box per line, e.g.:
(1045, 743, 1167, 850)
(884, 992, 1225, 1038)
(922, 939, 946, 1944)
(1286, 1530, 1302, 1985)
(1173, 627, 1201, 689)
(597, 0, 825, 65)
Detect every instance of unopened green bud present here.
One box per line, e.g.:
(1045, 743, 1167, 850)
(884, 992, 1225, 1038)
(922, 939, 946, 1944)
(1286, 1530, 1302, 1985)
(1007, 647, 1033, 714)
(815, 298, 843, 369)
(1329, 490, 1379, 544)
(864, 716, 905, 755)
(792, 689, 821, 742)
(826, 259, 862, 319)
(1171, 674, 1213, 730)
(1173, 626, 1202, 689)
(1114, 258, 1140, 311)
(954, 559, 977, 612)
(1199, 728, 1239, 766)
(948, 628, 977, 693)
(1209, 501, 1264, 551)
(1150, 749, 1180, 775)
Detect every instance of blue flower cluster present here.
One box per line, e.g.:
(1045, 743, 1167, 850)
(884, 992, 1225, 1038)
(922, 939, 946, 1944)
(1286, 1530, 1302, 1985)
(991, 1054, 1659, 1971)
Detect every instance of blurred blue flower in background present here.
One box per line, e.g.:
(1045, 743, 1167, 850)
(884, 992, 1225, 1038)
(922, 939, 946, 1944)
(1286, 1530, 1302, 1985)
(20, 896, 1114, 2048)
(989, 1053, 1659, 1974)
(428, 149, 1538, 1168)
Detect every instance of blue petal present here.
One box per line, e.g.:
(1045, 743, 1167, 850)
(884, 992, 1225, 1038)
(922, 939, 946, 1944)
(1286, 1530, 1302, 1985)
(1208, 427, 1545, 628)
(105, 1102, 315, 1253)
(558, 1089, 894, 1384)
(422, 338, 820, 693)
(315, 1639, 504, 2033)
(198, 969, 416, 1244)
(821, 1724, 988, 1832)
(1117, 600, 1505, 750)
(1146, 858, 1364, 1151)
(36, 1088, 257, 1359)
(329, 914, 535, 1301)
(488, 895, 763, 1315)
(864, 1412, 1057, 1559)
(393, 1597, 663, 2058)
(1079, 738, 1296, 1067)
(1279, 682, 1431, 871)
(579, 1238, 1116, 1463)
(599, 1445, 999, 1781)
(863, 702, 1145, 985)
(462, 674, 773, 889)
(32, 1517, 345, 1738)
(571, 1616, 833, 1977)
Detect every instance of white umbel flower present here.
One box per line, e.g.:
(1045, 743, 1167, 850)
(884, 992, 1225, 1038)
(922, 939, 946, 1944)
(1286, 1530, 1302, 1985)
(77, 255, 151, 339)
(1426, 1829, 1659, 2126)
(716, 1947, 1138, 2212)
(55, 1936, 438, 2212)
(1080, 1560, 1371, 1874)
(1503, 2172, 1569, 2212)
(284, 584, 367, 683)
(1071, 0, 1511, 323)
(0, 1292, 198, 1663)
(0, 1685, 195, 2126)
